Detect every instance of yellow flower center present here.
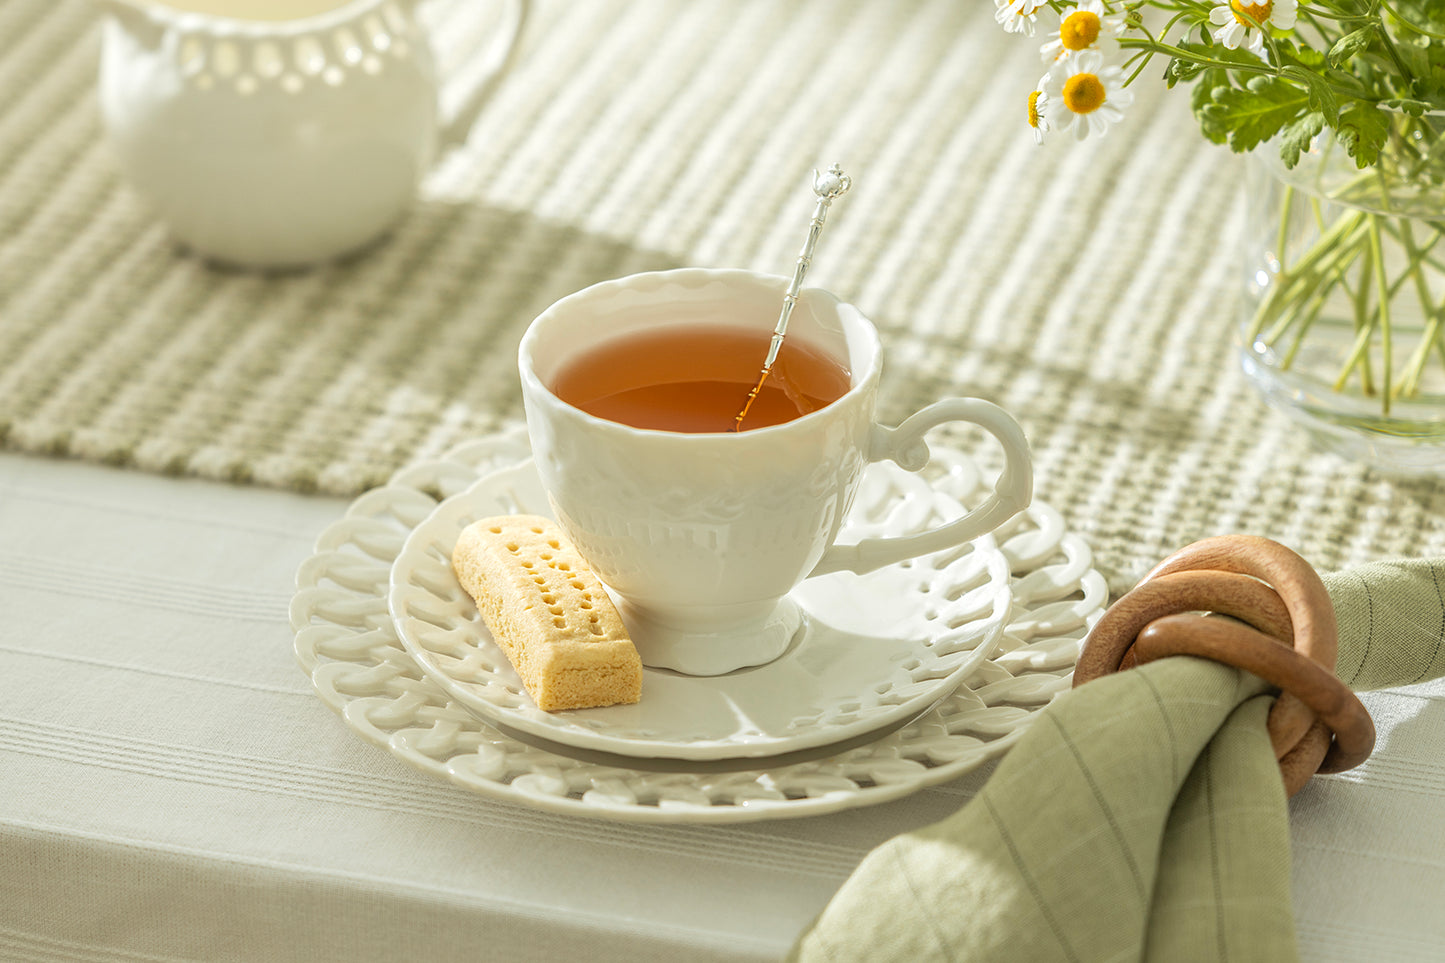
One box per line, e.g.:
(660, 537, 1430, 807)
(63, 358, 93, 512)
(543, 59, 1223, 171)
(1060, 11, 1102, 51)
(1062, 73, 1107, 114)
(1231, 0, 1273, 26)
(1028, 90, 1043, 128)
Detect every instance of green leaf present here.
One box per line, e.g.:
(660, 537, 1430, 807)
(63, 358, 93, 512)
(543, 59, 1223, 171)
(1391, 0, 1445, 39)
(1281, 65, 1337, 116)
(1327, 28, 1376, 69)
(1288, 43, 1326, 70)
(1380, 97, 1433, 117)
(1279, 111, 1326, 168)
(1188, 67, 1231, 143)
(1335, 101, 1391, 168)
(1199, 75, 1311, 155)
(1395, 38, 1432, 76)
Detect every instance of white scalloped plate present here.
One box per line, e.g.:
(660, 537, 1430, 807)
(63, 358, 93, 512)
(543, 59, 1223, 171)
(291, 425, 1109, 823)
(388, 457, 1013, 761)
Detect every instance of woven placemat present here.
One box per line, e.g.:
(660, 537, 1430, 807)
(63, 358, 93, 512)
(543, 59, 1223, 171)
(2, 0, 1442, 590)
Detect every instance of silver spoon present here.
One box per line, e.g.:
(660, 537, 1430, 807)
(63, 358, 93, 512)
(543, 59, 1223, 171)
(732, 163, 853, 431)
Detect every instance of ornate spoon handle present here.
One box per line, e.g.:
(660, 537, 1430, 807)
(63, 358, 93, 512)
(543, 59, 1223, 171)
(732, 164, 853, 430)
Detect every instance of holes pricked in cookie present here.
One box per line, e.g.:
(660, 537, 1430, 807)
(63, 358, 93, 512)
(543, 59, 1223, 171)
(457, 517, 642, 711)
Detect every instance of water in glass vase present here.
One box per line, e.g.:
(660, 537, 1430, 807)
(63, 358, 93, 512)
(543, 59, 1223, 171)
(1242, 130, 1445, 474)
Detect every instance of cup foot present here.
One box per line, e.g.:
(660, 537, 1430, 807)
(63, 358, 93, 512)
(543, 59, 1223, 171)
(619, 597, 803, 676)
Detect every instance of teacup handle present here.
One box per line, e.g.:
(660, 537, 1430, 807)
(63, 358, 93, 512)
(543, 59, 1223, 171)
(809, 398, 1033, 578)
(434, 0, 531, 152)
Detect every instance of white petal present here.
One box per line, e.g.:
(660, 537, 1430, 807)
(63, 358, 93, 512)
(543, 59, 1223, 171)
(1074, 49, 1104, 74)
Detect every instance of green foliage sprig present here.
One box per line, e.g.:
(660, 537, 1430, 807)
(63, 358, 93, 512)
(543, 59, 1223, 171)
(1016, 0, 1445, 168)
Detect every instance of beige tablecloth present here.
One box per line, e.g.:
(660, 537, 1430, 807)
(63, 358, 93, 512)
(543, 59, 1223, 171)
(2, 451, 1443, 962)
(3, 2, 1445, 961)
(2, 0, 1442, 593)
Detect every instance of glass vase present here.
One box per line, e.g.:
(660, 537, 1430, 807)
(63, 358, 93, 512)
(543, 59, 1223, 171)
(1241, 118, 1445, 474)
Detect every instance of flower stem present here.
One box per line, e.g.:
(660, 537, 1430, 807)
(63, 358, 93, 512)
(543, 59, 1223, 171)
(1250, 209, 1368, 342)
(1398, 310, 1444, 397)
(1276, 185, 1294, 267)
(1281, 256, 1356, 370)
(1367, 214, 1394, 414)
(1334, 241, 1377, 395)
(1388, 216, 1439, 399)
(1263, 234, 1368, 344)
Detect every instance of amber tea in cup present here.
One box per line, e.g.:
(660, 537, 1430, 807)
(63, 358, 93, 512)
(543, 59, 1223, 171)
(551, 324, 852, 433)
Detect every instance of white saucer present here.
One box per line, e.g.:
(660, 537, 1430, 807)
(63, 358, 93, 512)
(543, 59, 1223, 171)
(388, 455, 1013, 762)
(294, 425, 1107, 823)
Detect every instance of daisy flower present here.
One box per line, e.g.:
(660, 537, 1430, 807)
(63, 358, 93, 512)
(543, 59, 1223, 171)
(1028, 86, 1051, 144)
(1040, 1, 1125, 65)
(995, 0, 1044, 37)
(1209, 0, 1297, 56)
(1040, 51, 1133, 141)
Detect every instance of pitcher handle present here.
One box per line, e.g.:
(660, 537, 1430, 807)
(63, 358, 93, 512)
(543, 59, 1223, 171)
(93, 0, 168, 47)
(434, 0, 531, 152)
(809, 398, 1033, 578)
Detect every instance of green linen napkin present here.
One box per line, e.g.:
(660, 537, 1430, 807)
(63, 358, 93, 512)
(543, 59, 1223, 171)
(789, 558, 1445, 963)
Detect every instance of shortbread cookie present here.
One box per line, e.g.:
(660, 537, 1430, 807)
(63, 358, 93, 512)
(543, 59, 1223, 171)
(451, 514, 641, 711)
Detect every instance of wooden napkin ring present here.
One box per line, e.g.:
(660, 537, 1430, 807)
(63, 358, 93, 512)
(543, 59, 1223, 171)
(1074, 535, 1376, 796)
(1074, 570, 1314, 754)
(1134, 615, 1375, 775)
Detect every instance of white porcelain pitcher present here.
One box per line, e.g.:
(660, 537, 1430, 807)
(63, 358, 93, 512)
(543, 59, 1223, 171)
(96, 0, 528, 269)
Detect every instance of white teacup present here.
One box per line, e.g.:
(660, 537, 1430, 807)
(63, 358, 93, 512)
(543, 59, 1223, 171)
(519, 268, 1032, 676)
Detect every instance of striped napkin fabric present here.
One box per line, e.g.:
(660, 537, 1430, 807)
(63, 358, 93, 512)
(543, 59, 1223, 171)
(789, 559, 1445, 962)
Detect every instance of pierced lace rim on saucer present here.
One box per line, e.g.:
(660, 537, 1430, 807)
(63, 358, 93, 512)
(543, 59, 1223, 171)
(292, 425, 1108, 823)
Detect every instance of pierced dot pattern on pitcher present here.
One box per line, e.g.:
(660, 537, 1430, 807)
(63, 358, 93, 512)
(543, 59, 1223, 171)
(160, 1, 417, 96)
